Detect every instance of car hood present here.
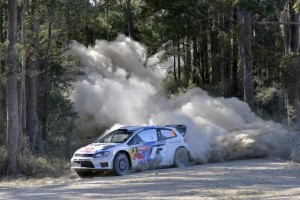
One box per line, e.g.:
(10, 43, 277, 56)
(76, 143, 117, 154)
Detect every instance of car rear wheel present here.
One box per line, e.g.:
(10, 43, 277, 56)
(76, 170, 94, 177)
(173, 147, 189, 167)
(113, 153, 129, 176)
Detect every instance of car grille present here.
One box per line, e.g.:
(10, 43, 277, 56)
(75, 154, 93, 157)
(80, 161, 95, 168)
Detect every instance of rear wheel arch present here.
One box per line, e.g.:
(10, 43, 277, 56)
(173, 146, 190, 167)
(175, 145, 190, 156)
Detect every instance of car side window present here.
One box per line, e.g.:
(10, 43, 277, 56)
(129, 129, 157, 145)
(158, 129, 177, 140)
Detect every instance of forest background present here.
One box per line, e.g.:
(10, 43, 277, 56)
(0, 0, 299, 176)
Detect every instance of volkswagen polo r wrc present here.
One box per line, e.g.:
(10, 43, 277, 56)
(71, 125, 190, 177)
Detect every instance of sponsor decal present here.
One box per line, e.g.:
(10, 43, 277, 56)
(137, 146, 150, 151)
(79, 147, 95, 153)
(133, 152, 146, 162)
(80, 150, 91, 153)
(131, 141, 166, 168)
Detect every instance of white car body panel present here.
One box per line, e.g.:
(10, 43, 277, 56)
(71, 126, 189, 173)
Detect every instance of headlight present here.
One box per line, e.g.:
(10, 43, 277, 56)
(93, 151, 110, 158)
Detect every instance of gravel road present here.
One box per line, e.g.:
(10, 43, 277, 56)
(0, 158, 299, 200)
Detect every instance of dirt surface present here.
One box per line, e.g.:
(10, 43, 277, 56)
(0, 158, 299, 200)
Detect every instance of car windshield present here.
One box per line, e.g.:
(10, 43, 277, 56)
(96, 129, 134, 143)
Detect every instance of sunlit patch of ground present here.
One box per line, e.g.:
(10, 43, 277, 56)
(0, 158, 299, 199)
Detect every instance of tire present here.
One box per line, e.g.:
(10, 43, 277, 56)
(173, 147, 189, 167)
(76, 170, 94, 177)
(113, 153, 130, 176)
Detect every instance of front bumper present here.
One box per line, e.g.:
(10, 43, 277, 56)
(71, 156, 114, 171)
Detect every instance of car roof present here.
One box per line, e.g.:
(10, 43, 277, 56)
(121, 125, 176, 132)
(121, 126, 144, 131)
(120, 125, 187, 137)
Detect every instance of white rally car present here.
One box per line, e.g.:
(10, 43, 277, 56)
(71, 125, 190, 177)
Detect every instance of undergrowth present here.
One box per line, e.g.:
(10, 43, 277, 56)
(0, 136, 70, 178)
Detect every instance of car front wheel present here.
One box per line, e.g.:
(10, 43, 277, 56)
(113, 153, 129, 176)
(173, 147, 189, 167)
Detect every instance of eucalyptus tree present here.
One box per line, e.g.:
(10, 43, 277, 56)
(237, 3, 255, 111)
(7, 0, 20, 174)
(19, 0, 29, 144)
(0, 0, 5, 141)
(282, 0, 300, 126)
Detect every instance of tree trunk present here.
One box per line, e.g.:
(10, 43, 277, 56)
(172, 42, 177, 84)
(232, 9, 238, 97)
(126, 0, 133, 39)
(192, 37, 200, 85)
(283, 1, 300, 125)
(106, 0, 109, 40)
(290, 4, 300, 124)
(0, 1, 2, 43)
(200, 20, 209, 84)
(295, 69, 300, 124)
(41, 1, 55, 141)
(177, 41, 181, 85)
(210, 18, 221, 86)
(284, 3, 291, 54)
(27, 0, 39, 154)
(290, 11, 300, 52)
(0, 0, 3, 137)
(238, 8, 255, 111)
(42, 20, 52, 141)
(184, 37, 191, 87)
(7, 0, 20, 175)
(283, 3, 292, 125)
(19, 0, 29, 140)
(222, 8, 232, 98)
(120, 0, 134, 39)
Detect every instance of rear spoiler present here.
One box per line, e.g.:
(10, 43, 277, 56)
(165, 125, 187, 136)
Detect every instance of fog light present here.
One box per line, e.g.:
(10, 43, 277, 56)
(100, 162, 108, 167)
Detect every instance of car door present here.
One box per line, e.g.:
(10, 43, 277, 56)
(157, 128, 179, 166)
(128, 128, 161, 170)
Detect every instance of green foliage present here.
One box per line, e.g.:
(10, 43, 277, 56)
(0, 138, 69, 177)
(1, 0, 299, 177)
(0, 145, 7, 175)
(37, 91, 78, 157)
(239, 0, 286, 13)
(256, 85, 280, 105)
(162, 74, 178, 95)
(292, 0, 300, 12)
(19, 151, 68, 178)
(37, 53, 80, 157)
(19, 137, 69, 177)
(280, 53, 300, 90)
(0, 89, 6, 146)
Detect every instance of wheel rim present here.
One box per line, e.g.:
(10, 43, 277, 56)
(176, 148, 189, 166)
(119, 158, 126, 171)
(177, 153, 186, 163)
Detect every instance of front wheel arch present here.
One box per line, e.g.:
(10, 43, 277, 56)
(113, 151, 131, 176)
(115, 150, 132, 169)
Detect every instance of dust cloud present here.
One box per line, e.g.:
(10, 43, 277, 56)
(70, 35, 293, 163)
